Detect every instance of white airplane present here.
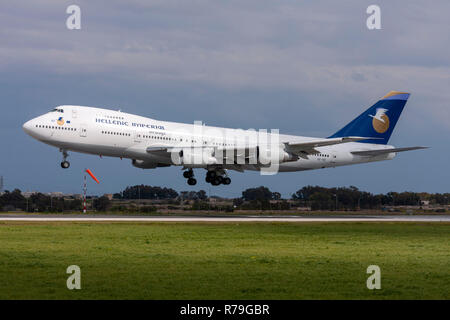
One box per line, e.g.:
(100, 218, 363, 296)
(23, 91, 426, 186)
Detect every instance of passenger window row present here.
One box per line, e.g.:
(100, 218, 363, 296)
(142, 135, 177, 141)
(36, 124, 76, 131)
(104, 115, 124, 120)
(101, 131, 131, 136)
(100, 131, 237, 147)
(139, 135, 235, 146)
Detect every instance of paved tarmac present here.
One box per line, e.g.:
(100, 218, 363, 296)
(0, 214, 449, 222)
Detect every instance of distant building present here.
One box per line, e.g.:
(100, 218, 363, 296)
(47, 192, 64, 197)
(21, 191, 38, 198)
(421, 200, 430, 206)
(103, 194, 113, 200)
(21, 191, 84, 199)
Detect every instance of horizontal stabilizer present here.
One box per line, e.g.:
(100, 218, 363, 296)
(351, 146, 428, 156)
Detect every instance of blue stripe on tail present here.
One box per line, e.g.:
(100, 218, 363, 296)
(328, 91, 410, 144)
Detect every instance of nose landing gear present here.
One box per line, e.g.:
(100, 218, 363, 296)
(61, 161, 70, 169)
(60, 149, 70, 169)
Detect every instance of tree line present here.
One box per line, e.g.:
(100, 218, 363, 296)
(234, 186, 449, 211)
(291, 186, 424, 211)
(113, 185, 179, 200)
(1, 185, 448, 212)
(0, 189, 82, 212)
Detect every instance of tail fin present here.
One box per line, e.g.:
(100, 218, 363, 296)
(328, 91, 410, 144)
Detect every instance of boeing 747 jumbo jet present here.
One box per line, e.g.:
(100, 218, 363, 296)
(23, 91, 426, 186)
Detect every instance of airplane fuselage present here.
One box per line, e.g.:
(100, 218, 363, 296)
(23, 105, 395, 174)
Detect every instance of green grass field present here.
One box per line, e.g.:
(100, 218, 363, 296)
(0, 222, 448, 299)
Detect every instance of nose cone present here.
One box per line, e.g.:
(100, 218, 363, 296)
(22, 120, 33, 135)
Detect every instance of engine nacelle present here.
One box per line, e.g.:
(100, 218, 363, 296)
(176, 148, 218, 166)
(257, 146, 298, 165)
(170, 146, 297, 166)
(132, 159, 157, 169)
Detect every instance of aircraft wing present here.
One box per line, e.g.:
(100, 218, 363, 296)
(146, 137, 376, 162)
(351, 146, 428, 156)
(284, 136, 373, 158)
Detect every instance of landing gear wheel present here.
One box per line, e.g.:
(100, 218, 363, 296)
(61, 161, 70, 169)
(211, 177, 222, 186)
(60, 149, 70, 169)
(207, 171, 216, 179)
(205, 176, 212, 183)
(183, 170, 194, 178)
(223, 177, 231, 185)
(187, 178, 197, 186)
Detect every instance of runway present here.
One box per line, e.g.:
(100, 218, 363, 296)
(0, 214, 449, 222)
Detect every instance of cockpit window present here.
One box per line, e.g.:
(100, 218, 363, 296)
(50, 108, 64, 113)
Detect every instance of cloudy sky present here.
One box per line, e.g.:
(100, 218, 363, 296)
(1, 0, 449, 197)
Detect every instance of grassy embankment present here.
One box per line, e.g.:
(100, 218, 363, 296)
(0, 222, 448, 299)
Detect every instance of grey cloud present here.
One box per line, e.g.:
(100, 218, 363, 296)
(1, 0, 449, 128)
(1, 0, 449, 196)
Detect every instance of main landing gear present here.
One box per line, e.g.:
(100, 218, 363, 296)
(205, 170, 231, 186)
(183, 169, 231, 186)
(183, 169, 197, 185)
(60, 149, 70, 169)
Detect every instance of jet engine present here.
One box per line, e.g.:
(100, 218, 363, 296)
(132, 159, 157, 169)
(257, 146, 298, 165)
(177, 148, 218, 166)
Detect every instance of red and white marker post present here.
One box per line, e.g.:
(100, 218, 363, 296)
(82, 168, 100, 213)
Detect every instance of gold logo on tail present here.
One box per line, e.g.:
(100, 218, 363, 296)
(369, 108, 389, 133)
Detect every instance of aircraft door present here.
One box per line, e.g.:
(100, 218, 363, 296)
(329, 153, 337, 166)
(134, 131, 143, 143)
(79, 125, 87, 137)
